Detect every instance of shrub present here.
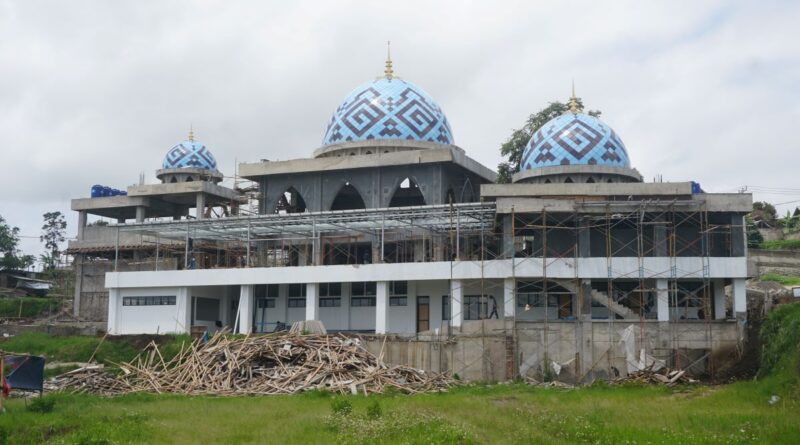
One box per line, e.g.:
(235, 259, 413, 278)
(27, 395, 56, 413)
(366, 400, 382, 419)
(331, 398, 352, 415)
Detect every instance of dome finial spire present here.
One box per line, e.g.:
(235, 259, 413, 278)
(569, 80, 580, 114)
(188, 124, 194, 142)
(384, 40, 394, 79)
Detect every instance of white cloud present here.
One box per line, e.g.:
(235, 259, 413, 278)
(1, 0, 798, 261)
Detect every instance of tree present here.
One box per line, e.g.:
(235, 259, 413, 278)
(0, 215, 35, 270)
(750, 201, 777, 227)
(746, 214, 764, 248)
(40, 211, 67, 270)
(497, 97, 600, 183)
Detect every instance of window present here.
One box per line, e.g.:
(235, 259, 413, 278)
(464, 295, 488, 320)
(389, 296, 407, 306)
(319, 297, 341, 307)
(390, 281, 407, 296)
(442, 295, 450, 320)
(123, 296, 176, 306)
(267, 284, 279, 297)
(517, 293, 559, 307)
(352, 282, 377, 297)
(351, 297, 376, 307)
(320, 282, 341, 297)
(257, 298, 276, 309)
(288, 298, 306, 308)
(288, 283, 306, 298)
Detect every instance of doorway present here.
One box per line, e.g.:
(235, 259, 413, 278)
(417, 296, 430, 332)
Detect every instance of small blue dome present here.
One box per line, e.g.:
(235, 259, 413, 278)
(162, 139, 218, 171)
(322, 77, 453, 146)
(520, 113, 630, 170)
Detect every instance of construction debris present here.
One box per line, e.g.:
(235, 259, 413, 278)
(50, 332, 455, 396)
(611, 366, 697, 386)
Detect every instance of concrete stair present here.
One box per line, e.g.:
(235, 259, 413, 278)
(590, 289, 638, 319)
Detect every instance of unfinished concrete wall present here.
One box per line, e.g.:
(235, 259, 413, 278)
(748, 248, 800, 277)
(362, 320, 740, 383)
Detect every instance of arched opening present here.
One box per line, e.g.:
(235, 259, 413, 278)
(460, 177, 476, 202)
(586, 178, 595, 183)
(564, 177, 573, 183)
(389, 177, 425, 207)
(544, 179, 552, 184)
(170, 176, 178, 183)
(330, 182, 366, 211)
(607, 178, 614, 183)
(365, 151, 372, 155)
(186, 176, 194, 182)
(276, 187, 307, 214)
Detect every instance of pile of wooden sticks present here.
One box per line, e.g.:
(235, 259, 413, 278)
(53, 332, 455, 396)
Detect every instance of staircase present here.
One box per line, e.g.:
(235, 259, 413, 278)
(590, 289, 637, 319)
(551, 279, 638, 320)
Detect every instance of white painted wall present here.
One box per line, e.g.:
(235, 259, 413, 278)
(113, 287, 184, 334)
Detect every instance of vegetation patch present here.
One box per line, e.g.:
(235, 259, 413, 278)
(760, 273, 800, 287)
(759, 239, 800, 250)
(0, 297, 60, 318)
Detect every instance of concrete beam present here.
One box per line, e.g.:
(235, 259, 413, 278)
(714, 279, 727, 320)
(503, 278, 515, 319)
(656, 279, 669, 322)
(237, 285, 254, 334)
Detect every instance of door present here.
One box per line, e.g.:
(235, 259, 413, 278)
(417, 296, 430, 332)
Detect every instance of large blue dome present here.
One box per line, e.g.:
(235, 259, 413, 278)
(162, 139, 218, 171)
(520, 113, 630, 170)
(322, 77, 454, 146)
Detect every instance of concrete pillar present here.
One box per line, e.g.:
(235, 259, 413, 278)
(580, 279, 593, 319)
(656, 278, 669, 321)
(502, 215, 514, 259)
(238, 285, 254, 334)
(72, 254, 84, 318)
(732, 278, 747, 316)
(176, 287, 192, 334)
(578, 218, 591, 257)
(77, 210, 87, 240)
(731, 214, 745, 257)
(117, 217, 125, 224)
(450, 279, 463, 328)
(305, 282, 319, 321)
(714, 279, 727, 320)
(107, 288, 119, 334)
(135, 206, 145, 223)
(196, 193, 206, 220)
(376, 281, 389, 334)
(654, 220, 668, 256)
(503, 278, 515, 319)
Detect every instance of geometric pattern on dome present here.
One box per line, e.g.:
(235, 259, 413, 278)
(162, 140, 218, 171)
(322, 77, 453, 146)
(520, 113, 630, 170)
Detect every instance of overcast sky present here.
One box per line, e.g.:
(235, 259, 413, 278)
(1, 0, 798, 264)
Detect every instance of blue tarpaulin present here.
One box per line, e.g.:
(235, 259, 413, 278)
(4, 355, 45, 392)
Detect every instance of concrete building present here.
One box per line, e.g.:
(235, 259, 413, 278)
(68, 56, 752, 381)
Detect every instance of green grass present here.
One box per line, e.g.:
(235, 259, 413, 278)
(760, 273, 800, 287)
(0, 332, 191, 365)
(0, 297, 60, 318)
(0, 382, 797, 444)
(758, 239, 800, 250)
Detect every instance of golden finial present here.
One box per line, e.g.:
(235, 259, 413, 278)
(568, 81, 579, 114)
(188, 124, 194, 142)
(384, 40, 394, 79)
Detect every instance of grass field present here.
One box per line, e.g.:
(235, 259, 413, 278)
(0, 380, 797, 444)
(1, 305, 798, 444)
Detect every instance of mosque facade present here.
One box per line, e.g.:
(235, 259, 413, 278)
(68, 52, 751, 380)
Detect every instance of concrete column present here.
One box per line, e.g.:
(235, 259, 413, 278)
(654, 220, 668, 256)
(656, 278, 669, 321)
(450, 279, 463, 328)
(176, 287, 192, 334)
(502, 215, 514, 259)
(578, 218, 591, 257)
(731, 214, 746, 257)
(135, 206, 145, 223)
(503, 278, 515, 319)
(117, 217, 125, 224)
(580, 279, 593, 319)
(196, 193, 206, 220)
(72, 254, 84, 317)
(238, 285, 254, 334)
(376, 281, 389, 334)
(77, 210, 87, 240)
(714, 279, 727, 320)
(732, 278, 747, 316)
(107, 288, 119, 334)
(305, 282, 319, 321)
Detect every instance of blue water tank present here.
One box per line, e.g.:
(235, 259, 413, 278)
(102, 186, 112, 197)
(91, 185, 103, 198)
(691, 181, 702, 194)
(120, 191, 127, 196)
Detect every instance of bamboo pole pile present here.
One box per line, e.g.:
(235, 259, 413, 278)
(611, 366, 697, 386)
(53, 332, 455, 396)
